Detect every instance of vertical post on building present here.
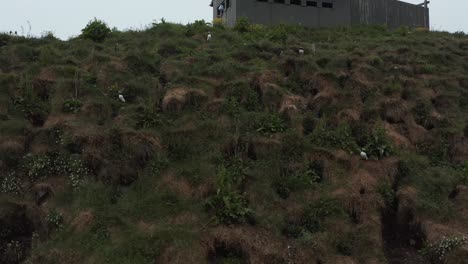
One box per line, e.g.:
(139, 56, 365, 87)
(421, 0, 429, 29)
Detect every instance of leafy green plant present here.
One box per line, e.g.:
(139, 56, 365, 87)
(62, 98, 83, 113)
(268, 24, 288, 44)
(377, 182, 396, 206)
(23, 154, 56, 181)
(23, 153, 88, 189)
(274, 160, 324, 199)
(135, 107, 162, 129)
(282, 223, 303, 238)
(335, 231, 363, 256)
(206, 190, 253, 225)
(67, 157, 89, 189)
(301, 197, 343, 233)
(223, 81, 260, 112)
(420, 236, 468, 263)
(13, 96, 50, 127)
(1, 172, 22, 194)
(234, 18, 251, 33)
(46, 209, 64, 230)
(0, 33, 10, 47)
(255, 113, 287, 134)
(206, 160, 253, 224)
(81, 18, 111, 42)
(462, 162, 468, 185)
(310, 122, 358, 154)
(413, 101, 432, 128)
(417, 138, 450, 166)
(364, 127, 393, 159)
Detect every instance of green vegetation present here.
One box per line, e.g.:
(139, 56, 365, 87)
(420, 236, 468, 263)
(0, 18, 467, 264)
(81, 18, 112, 42)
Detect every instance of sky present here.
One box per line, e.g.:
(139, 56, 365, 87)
(0, 0, 466, 39)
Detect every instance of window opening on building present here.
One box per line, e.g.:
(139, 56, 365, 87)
(322, 2, 333, 8)
(290, 0, 301, 5)
(217, 1, 225, 17)
(306, 1, 317, 7)
(274, 0, 286, 4)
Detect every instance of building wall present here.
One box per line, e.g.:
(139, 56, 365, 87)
(350, 0, 429, 28)
(235, 0, 352, 28)
(212, 0, 429, 29)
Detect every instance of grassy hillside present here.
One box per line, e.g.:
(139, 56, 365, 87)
(1, 20, 468, 264)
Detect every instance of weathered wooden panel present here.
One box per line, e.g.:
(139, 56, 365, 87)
(351, 0, 429, 28)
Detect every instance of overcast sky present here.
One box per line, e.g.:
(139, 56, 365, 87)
(0, 0, 466, 39)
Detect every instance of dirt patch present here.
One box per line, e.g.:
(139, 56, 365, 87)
(380, 99, 409, 124)
(204, 226, 291, 264)
(337, 109, 361, 122)
(162, 88, 208, 112)
(308, 85, 337, 114)
(382, 123, 412, 149)
(32, 78, 55, 101)
(71, 210, 95, 233)
(250, 137, 282, 160)
(280, 95, 307, 114)
(448, 136, 468, 164)
(36, 67, 57, 82)
(161, 171, 214, 200)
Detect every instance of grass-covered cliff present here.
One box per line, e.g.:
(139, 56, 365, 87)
(1, 20, 468, 264)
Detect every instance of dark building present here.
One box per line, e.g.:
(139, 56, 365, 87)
(210, 0, 429, 29)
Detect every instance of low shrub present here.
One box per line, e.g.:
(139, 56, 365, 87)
(46, 209, 64, 230)
(234, 18, 251, 33)
(223, 81, 260, 112)
(268, 24, 288, 44)
(62, 98, 83, 113)
(282, 223, 303, 238)
(310, 122, 358, 154)
(81, 18, 111, 43)
(364, 127, 393, 159)
(280, 132, 304, 161)
(206, 190, 253, 225)
(1, 172, 22, 194)
(335, 231, 362, 256)
(23, 153, 89, 189)
(413, 100, 432, 128)
(255, 113, 287, 134)
(301, 197, 343, 233)
(273, 160, 324, 199)
(420, 236, 468, 263)
(302, 114, 316, 135)
(462, 162, 468, 186)
(0, 33, 10, 47)
(13, 96, 50, 127)
(185, 20, 210, 37)
(135, 106, 162, 129)
(124, 52, 160, 74)
(206, 161, 253, 224)
(417, 137, 449, 166)
(377, 182, 396, 207)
